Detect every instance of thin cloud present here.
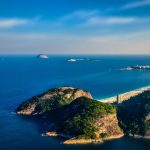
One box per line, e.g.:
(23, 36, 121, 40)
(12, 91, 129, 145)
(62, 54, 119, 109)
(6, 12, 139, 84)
(60, 10, 99, 21)
(0, 18, 30, 28)
(55, 10, 140, 28)
(0, 17, 40, 28)
(86, 16, 138, 26)
(121, 0, 150, 10)
(55, 10, 99, 26)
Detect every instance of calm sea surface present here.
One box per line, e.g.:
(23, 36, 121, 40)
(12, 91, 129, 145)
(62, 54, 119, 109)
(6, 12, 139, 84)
(0, 55, 150, 150)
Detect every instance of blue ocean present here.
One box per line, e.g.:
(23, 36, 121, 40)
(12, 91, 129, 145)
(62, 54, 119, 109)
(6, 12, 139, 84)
(0, 55, 150, 150)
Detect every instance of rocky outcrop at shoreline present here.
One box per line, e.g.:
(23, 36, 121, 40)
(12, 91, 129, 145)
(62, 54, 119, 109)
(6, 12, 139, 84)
(45, 132, 124, 144)
(63, 138, 103, 144)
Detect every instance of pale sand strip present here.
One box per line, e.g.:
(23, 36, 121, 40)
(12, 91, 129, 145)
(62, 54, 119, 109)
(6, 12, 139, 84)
(98, 86, 150, 104)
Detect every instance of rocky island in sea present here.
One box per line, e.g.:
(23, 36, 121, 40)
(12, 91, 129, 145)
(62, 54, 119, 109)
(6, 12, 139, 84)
(121, 65, 150, 70)
(15, 86, 150, 144)
(37, 54, 49, 59)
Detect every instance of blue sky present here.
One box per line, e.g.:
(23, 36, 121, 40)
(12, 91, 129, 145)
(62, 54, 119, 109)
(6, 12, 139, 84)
(0, 0, 150, 54)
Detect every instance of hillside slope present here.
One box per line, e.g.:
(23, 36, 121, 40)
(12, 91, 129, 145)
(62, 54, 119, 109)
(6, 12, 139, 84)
(117, 90, 150, 137)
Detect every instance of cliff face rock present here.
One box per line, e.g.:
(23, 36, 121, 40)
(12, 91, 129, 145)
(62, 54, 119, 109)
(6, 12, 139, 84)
(16, 86, 92, 115)
(17, 103, 36, 115)
(95, 114, 123, 138)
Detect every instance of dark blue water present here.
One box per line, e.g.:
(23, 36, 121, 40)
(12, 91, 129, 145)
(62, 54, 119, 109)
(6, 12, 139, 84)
(0, 55, 150, 150)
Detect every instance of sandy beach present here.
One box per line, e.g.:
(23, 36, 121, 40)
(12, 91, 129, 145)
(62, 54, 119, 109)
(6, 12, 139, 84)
(98, 86, 150, 104)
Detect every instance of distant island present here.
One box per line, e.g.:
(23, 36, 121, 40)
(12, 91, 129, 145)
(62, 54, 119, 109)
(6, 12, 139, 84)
(67, 59, 78, 62)
(121, 65, 150, 70)
(15, 86, 150, 144)
(67, 58, 100, 62)
(37, 54, 49, 59)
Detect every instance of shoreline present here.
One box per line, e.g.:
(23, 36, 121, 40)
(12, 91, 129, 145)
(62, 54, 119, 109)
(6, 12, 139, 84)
(97, 85, 150, 104)
(103, 134, 124, 141)
(95, 85, 150, 100)
(45, 132, 124, 144)
(45, 132, 150, 144)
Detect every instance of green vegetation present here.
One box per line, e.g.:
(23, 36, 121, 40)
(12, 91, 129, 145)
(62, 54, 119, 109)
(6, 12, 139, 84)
(17, 94, 73, 114)
(57, 97, 116, 139)
(35, 95, 72, 113)
(100, 132, 109, 138)
(117, 90, 150, 136)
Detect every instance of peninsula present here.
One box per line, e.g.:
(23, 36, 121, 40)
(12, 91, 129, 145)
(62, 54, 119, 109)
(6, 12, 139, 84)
(15, 86, 123, 144)
(16, 86, 150, 144)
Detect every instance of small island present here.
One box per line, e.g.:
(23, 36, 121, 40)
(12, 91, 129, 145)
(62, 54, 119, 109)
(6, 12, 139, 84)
(67, 59, 77, 62)
(15, 86, 150, 144)
(37, 54, 49, 59)
(121, 65, 150, 70)
(67, 58, 100, 62)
